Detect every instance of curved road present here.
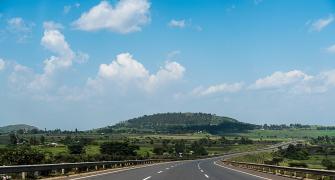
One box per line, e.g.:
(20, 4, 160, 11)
(69, 157, 291, 180)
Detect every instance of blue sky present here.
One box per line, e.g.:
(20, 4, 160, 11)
(1, 0, 335, 130)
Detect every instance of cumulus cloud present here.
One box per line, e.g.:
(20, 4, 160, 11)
(9, 21, 88, 96)
(73, 0, 150, 34)
(310, 15, 333, 32)
(168, 19, 185, 28)
(249, 70, 312, 90)
(6, 17, 34, 42)
(0, 59, 5, 71)
(91, 53, 185, 92)
(192, 83, 243, 96)
(41, 22, 75, 75)
(248, 70, 335, 94)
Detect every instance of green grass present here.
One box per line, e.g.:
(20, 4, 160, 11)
(136, 146, 153, 156)
(280, 155, 335, 169)
(230, 152, 273, 164)
(229, 151, 335, 170)
(242, 129, 335, 139)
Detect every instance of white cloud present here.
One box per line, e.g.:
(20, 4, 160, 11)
(248, 70, 335, 94)
(168, 19, 185, 28)
(43, 21, 64, 30)
(310, 15, 333, 32)
(326, 44, 335, 54)
(98, 53, 149, 80)
(8, 21, 88, 96)
(92, 53, 185, 92)
(249, 70, 312, 90)
(192, 83, 243, 96)
(63, 3, 81, 14)
(0, 59, 5, 71)
(73, 0, 150, 34)
(41, 22, 75, 75)
(6, 17, 34, 42)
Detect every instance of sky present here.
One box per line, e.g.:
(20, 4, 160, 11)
(1, 0, 335, 130)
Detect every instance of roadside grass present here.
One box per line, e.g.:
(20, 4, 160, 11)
(280, 155, 335, 169)
(230, 152, 273, 164)
(241, 129, 335, 139)
(229, 151, 335, 170)
(136, 146, 153, 156)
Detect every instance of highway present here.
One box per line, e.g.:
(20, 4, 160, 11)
(68, 156, 292, 180)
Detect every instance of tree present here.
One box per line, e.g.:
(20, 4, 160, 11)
(174, 140, 186, 155)
(40, 135, 46, 145)
(29, 136, 39, 145)
(9, 133, 17, 145)
(100, 142, 139, 156)
(68, 143, 85, 154)
(153, 146, 165, 155)
(239, 137, 253, 144)
(191, 141, 208, 156)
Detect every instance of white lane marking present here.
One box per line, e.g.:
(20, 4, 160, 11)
(143, 176, 152, 180)
(197, 163, 201, 169)
(200, 169, 204, 172)
(214, 161, 272, 180)
(166, 167, 170, 170)
(204, 174, 209, 178)
(157, 171, 163, 174)
(70, 161, 175, 180)
(171, 165, 174, 167)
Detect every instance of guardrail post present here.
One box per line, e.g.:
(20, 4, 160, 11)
(103, 165, 105, 169)
(305, 173, 309, 179)
(34, 171, 39, 177)
(21, 172, 27, 179)
(62, 168, 65, 175)
(95, 166, 98, 170)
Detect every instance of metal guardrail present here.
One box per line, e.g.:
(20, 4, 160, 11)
(0, 159, 167, 179)
(223, 160, 335, 180)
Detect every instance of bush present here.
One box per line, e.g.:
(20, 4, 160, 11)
(153, 146, 165, 155)
(191, 141, 208, 156)
(322, 159, 335, 170)
(68, 143, 85, 154)
(288, 162, 308, 168)
(0, 146, 45, 165)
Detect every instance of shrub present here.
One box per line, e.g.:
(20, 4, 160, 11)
(288, 162, 308, 168)
(68, 143, 85, 154)
(322, 159, 335, 170)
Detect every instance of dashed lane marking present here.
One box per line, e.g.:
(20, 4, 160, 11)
(143, 176, 151, 180)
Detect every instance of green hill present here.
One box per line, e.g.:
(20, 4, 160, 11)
(99, 112, 259, 134)
(0, 124, 38, 133)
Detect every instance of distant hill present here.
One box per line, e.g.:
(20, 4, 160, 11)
(0, 124, 38, 133)
(99, 112, 259, 134)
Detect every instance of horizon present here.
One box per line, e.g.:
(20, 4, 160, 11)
(1, 0, 335, 129)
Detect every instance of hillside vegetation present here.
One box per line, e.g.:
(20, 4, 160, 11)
(100, 113, 259, 134)
(0, 124, 38, 134)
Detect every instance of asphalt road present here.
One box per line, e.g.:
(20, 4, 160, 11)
(69, 156, 292, 180)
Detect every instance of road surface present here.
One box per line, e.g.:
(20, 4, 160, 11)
(68, 156, 292, 180)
